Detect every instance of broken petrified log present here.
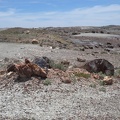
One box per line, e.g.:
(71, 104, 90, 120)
(82, 59, 114, 76)
(7, 59, 47, 78)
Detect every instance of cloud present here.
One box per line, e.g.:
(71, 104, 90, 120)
(0, 8, 15, 17)
(0, 4, 120, 27)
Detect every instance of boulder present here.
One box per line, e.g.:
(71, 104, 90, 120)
(83, 59, 114, 76)
(33, 56, 53, 68)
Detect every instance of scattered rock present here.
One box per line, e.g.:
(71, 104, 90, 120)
(6, 72, 14, 78)
(24, 30, 30, 34)
(61, 78, 71, 84)
(61, 60, 70, 65)
(79, 47, 85, 51)
(77, 58, 86, 62)
(83, 45, 89, 49)
(33, 56, 53, 68)
(104, 48, 111, 52)
(106, 45, 114, 49)
(117, 44, 120, 47)
(32, 39, 39, 44)
(7, 59, 47, 79)
(106, 42, 112, 45)
(88, 46, 94, 49)
(82, 59, 114, 76)
(103, 76, 113, 85)
(7, 64, 16, 72)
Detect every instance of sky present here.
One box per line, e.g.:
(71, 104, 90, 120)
(0, 0, 120, 28)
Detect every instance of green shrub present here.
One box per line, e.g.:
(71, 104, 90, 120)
(99, 87, 106, 92)
(99, 80, 105, 86)
(43, 79, 51, 86)
(50, 61, 67, 71)
(74, 72, 90, 79)
(89, 83, 96, 88)
(114, 69, 120, 77)
(98, 72, 106, 80)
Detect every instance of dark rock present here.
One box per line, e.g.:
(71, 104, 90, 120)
(79, 47, 85, 51)
(32, 39, 39, 44)
(106, 45, 114, 49)
(95, 45, 99, 48)
(106, 42, 112, 45)
(33, 56, 53, 68)
(117, 44, 120, 47)
(83, 45, 89, 49)
(77, 58, 86, 62)
(88, 46, 94, 49)
(83, 59, 114, 76)
(104, 48, 111, 52)
(7, 64, 16, 72)
(98, 43, 104, 48)
(61, 60, 70, 65)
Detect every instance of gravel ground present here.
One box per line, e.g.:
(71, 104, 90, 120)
(0, 42, 120, 120)
(74, 33, 120, 38)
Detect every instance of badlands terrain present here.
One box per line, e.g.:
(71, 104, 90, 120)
(0, 25, 120, 120)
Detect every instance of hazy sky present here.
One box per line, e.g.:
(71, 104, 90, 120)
(0, 0, 120, 28)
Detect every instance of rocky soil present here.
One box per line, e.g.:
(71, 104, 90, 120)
(0, 26, 120, 120)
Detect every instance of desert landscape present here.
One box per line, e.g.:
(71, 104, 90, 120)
(0, 25, 120, 120)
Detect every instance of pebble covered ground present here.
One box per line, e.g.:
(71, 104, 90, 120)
(0, 42, 120, 120)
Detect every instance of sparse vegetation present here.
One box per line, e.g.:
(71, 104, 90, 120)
(70, 74, 77, 84)
(43, 79, 51, 86)
(98, 72, 106, 80)
(50, 61, 67, 71)
(99, 80, 105, 86)
(74, 72, 91, 79)
(99, 87, 106, 92)
(89, 83, 96, 88)
(114, 69, 120, 77)
(0, 25, 120, 119)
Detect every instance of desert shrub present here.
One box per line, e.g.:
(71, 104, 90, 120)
(89, 83, 96, 88)
(99, 87, 106, 92)
(98, 72, 106, 80)
(43, 79, 51, 86)
(74, 72, 90, 79)
(99, 80, 105, 86)
(114, 69, 120, 77)
(50, 61, 67, 71)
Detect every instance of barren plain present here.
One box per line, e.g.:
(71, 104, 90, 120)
(0, 25, 120, 120)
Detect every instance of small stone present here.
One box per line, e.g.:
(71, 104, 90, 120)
(32, 39, 39, 44)
(61, 79, 71, 84)
(77, 58, 86, 62)
(103, 76, 113, 85)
